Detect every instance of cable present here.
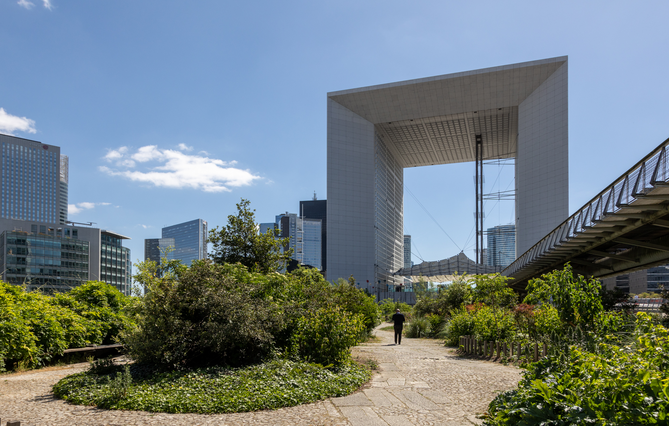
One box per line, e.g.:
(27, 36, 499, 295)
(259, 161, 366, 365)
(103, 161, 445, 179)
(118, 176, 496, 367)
(404, 184, 462, 251)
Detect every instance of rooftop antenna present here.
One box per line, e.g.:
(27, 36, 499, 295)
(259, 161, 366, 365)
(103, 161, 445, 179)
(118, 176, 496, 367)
(313, 191, 317, 201)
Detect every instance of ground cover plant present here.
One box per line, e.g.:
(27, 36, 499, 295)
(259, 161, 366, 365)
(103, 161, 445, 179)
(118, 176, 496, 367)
(0, 280, 135, 371)
(53, 359, 370, 414)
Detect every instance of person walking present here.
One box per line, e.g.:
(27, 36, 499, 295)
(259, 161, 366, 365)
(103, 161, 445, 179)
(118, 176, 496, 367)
(392, 308, 405, 345)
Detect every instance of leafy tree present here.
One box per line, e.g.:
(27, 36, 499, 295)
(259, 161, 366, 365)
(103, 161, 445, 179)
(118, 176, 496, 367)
(208, 198, 291, 273)
(471, 273, 517, 309)
(524, 263, 603, 329)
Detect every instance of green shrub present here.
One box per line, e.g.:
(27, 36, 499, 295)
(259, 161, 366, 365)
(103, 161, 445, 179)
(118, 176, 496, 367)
(290, 306, 364, 365)
(0, 281, 134, 371)
(472, 305, 516, 342)
(533, 305, 561, 336)
(405, 317, 430, 338)
(332, 277, 380, 335)
(413, 276, 472, 317)
(379, 299, 412, 321)
(484, 314, 669, 425)
(445, 307, 476, 346)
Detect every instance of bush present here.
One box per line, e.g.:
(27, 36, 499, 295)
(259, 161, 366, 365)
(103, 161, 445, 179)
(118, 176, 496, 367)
(405, 317, 430, 338)
(0, 280, 135, 371)
(484, 314, 669, 425)
(413, 276, 472, 318)
(379, 299, 412, 321)
(444, 307, 477, 346)
(290, 306, 365, 365)
(332, 277, 380, 335)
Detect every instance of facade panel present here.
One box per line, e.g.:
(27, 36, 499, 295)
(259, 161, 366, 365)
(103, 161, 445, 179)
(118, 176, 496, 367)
(161, 219, 207, 266)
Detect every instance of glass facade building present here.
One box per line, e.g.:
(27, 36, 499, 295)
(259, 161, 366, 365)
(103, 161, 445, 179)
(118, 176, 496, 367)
(100, 231, 132, 296)
(0, 134, 66, 224)
(0, 218, 132, 295)
(302, 218, 322, 270)
(275, 213, 322, 270)
(144, 237, 176, 264)
(299, 199, 327, 273)
(403, 235, 412, 270)
(0, 230, 89, 293)
(486, 224, 516, 268)
(161, 219, 207, 266)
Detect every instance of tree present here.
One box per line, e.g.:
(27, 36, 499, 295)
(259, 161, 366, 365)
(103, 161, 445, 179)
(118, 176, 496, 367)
(208, 198, 292, 273)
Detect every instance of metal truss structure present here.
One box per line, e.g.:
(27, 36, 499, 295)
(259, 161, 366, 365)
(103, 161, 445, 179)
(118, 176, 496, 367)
(504, 136, 669, 289)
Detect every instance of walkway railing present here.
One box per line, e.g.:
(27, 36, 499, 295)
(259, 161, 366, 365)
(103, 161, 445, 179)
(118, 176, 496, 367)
(504, 137, 669, 278)
(459, 335, 547, 362)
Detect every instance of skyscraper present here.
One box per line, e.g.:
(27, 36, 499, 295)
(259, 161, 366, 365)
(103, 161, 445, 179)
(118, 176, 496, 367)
(1, 134, 66, 224)
(299, 198, 327, 274)
(160, 219, 208, 266)
(276, 212, 322, 270)
(403, 235, 412, 270)
(144, 237, 176, 264)
(486, 224, 516, 268)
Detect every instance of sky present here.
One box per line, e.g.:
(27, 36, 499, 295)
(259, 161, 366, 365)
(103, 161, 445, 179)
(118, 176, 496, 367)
(1, 0, 668, 274)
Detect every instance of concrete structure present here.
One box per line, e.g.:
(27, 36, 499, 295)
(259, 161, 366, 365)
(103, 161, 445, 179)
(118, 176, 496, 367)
(0, 218, 131, 295)
(327, 57, 569, 286)
(602, 264, 669, 294)
(160, 219, 208, 266)
(1, 134, 68, 224)
(486, 224, 516, 268)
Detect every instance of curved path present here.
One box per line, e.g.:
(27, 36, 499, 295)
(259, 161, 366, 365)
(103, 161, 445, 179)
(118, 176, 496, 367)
(0, 327, 521, 426)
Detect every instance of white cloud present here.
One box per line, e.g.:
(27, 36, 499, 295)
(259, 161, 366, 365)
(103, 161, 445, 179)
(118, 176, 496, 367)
(99, 145, 260, 192)
(17, 0, 35, 9)
(43, 0, 53, 10)
(0, 108, 37, 135)
(178, 143, 193, 151)
(68, 202, 111, 215)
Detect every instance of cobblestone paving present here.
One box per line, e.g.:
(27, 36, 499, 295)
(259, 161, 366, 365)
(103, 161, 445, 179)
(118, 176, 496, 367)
(0, 327, 521, 425)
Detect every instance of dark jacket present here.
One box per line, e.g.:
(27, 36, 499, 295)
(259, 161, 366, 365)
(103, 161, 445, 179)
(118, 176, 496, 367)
(392, 312, 405, 328)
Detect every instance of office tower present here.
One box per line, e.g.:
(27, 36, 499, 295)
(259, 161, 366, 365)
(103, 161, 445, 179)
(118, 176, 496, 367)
(276, 212, 322, 270)
(1, 134, 65, 224)
(161, 219, 208, 266)
(299, 198, 327, 274)
(486, 224, 516, 268)
(259, 223, 277, 236)
(302, 218, 322, 270)
(144, 237, 176, 264)
(59, 155, 69, 224)
(100, 231, 132, 295)
(403, 235, 412, 270)
(0, 218, 132, 295)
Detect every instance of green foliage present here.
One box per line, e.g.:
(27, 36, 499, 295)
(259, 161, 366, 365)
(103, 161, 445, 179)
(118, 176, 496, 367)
(0, 281, 134, 371)
(53, 359, 370, 413)
(533, 305, 561, 336)
(208, 198, 292, 273)
(413, 276, 472, 317)
(379, 299, 412, 321)
(290, 306, 365, 365)
(444, 307, 477, 346)
(524, 264, 603, 329)
(484, 314, 669, 426)
(333, 277, 380, 335)
(405, 317, 429, 338)
(472, 273, 517, 309)
(126, 261, 373, 369)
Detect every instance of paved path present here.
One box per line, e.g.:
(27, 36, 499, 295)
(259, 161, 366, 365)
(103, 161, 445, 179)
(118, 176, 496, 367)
(0, 327, 521, 425)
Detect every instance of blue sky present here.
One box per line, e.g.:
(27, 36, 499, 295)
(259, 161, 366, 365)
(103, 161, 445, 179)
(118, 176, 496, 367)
(1, 0, 668, 273)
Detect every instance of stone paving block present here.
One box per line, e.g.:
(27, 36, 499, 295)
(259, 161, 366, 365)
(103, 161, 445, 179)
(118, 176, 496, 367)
(331, 392, 373, 407)
(363, 388, 402, 407)
(388, 389, 442, 411)
(417, 389, 452, 404)
(409, 381, 430, 388)
(338, 406, 388, 426)
(381, 414, 415, 425)
(378, 363, 399, 371)
(386, 378, 406, 387)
